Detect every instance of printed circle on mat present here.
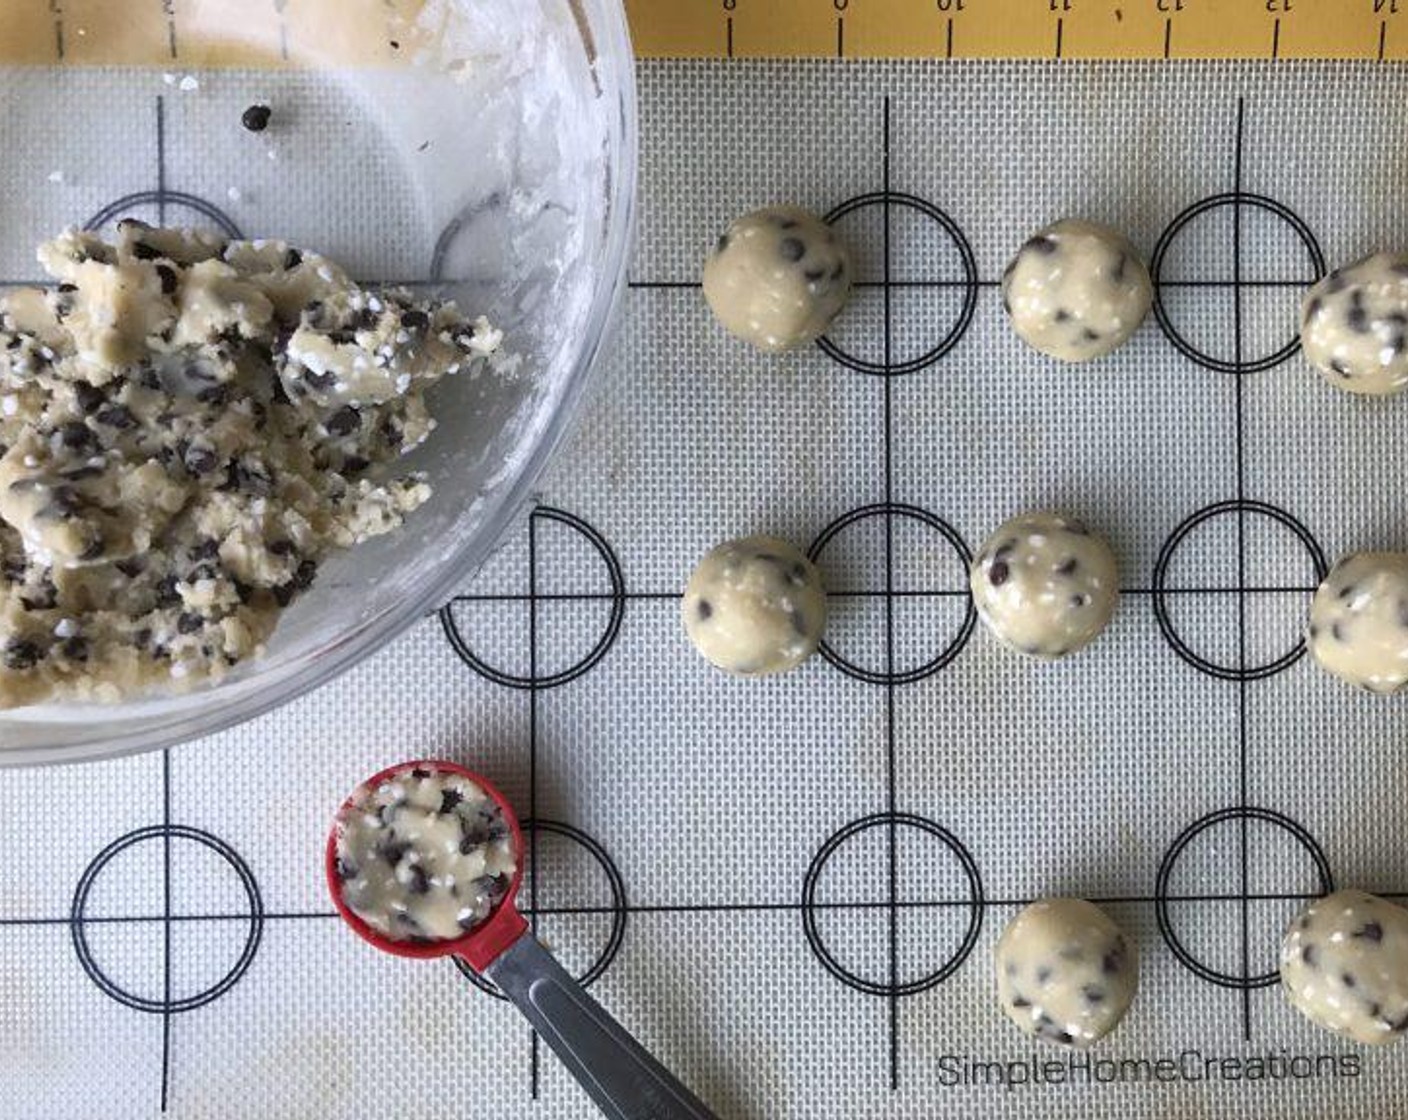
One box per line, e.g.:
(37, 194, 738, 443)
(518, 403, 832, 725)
(69, 826, 264, 1014)
(807, 504, 976, 685)
(1155, 807, 1334, 990)
(801, 812, 984, 997)
(1150, 193, 1325, 375)
(817, 192, 978, 376)
(1152, 501, 1328, 681)
(439, 507, 626, 690)
(456, 820, 627, 1000)
(84, 191, 244, 239)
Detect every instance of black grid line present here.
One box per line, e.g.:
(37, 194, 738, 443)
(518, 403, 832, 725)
(528, 509, 542, 1099)
(157, 94, 173, 1114)
(880, 95, 900, 1092)
(1232, 96, 1253, 1041)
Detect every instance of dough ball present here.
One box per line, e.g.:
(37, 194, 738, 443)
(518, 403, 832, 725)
(702, 206, 851, 352)
(1281, 890, 1408, 1045)
(682, 535, 826, 676)
(1301, 253, 1408, 396)
(1308, 552, 1408, 693)
(970, 512, 1119, 659)
(996, 898, 1138, 1049)
(1001, 219, 1152, 362)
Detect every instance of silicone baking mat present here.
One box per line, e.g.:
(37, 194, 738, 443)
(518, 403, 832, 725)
(6, 57, 1408, 1120)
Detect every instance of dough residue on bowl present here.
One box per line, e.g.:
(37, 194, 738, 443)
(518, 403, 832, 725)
(0, 222, 508, 709)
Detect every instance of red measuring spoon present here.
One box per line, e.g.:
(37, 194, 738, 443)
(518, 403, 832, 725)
(326, 760, 719, 1120)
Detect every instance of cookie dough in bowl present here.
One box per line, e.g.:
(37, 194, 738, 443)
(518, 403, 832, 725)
(1001, 219, 1152, 363)
(0, 225, 509, 710)
(1307, 552, 1408, 693)
(1301, 253, 1408, 396)
(702, 206, 852, 352)
(970, 511, 1119, 660)
(995, 898, 1138, 1049)
(1281, 890, 1408, 1045)
(682, 535, 826, 676)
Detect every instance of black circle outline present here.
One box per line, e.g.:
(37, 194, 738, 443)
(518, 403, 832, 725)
(69, 825, 264, 1014)
(439, 507, 627, 690)
(454, 819, 628, 999)
(84, 192, 244, 240)
(816, 191, 980, 377)
(1152, 500, 1329, 681)
(807, 503, 977, 685)
(1150, 193, 1326, 375)
(1154, 807, 1334, 990)
(801, 812, 984, 997)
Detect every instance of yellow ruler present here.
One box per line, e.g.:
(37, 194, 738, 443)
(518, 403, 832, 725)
(2, 1, 1401, 66)
(626, 0, 1408, 60)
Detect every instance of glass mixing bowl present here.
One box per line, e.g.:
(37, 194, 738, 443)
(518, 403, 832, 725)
(0, 0, 637, 763)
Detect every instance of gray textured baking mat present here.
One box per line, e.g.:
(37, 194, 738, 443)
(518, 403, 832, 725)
(6, 58, 1408, 1119)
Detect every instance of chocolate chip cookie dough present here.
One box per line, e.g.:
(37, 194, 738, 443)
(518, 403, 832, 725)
(1002, 219, 1151, 363)
(0, 223, 507, 708)
(970, 511, 1119, 660)
(1307, 552, 1408, 694)
(702, 206, 852, 352)
(1281, 890, 1408, 1045)
(334, 765, 517, 942)
(995, 898, 1138, 1049)
(1301, 253, 1408, 396)
(682, 535, 826, 676)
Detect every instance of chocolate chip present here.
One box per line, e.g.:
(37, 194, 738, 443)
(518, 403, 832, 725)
(1036, 966, 1052, 984)
(400, 309, 430, 331)
(1082, 328, 1102, 342)
(1069, 594, 1087, 609)
(439, 789, 464, 814)
(343, 455, 370, 475)
(155, 575, 181, 608)
(791, 611, 808, 636)
(1342, 972, 1357, 988)
(184, 446, 219, 476)
(241, 104, 272, 132)
(715, 233, 729, 254)
(155, 264, 179, 295)
(114, 556, 146, 579)
(1011, 996, 1031, 1009)
(61, 636, 88, 662)
(779, 237, 805, 263)
(1355, 921, 1384, 942)
(58, 420, 95, 451)
(697, 599, 712, 621)
(1102, 949, 1123, 974)
(1082, 985, 1105, 1004)
(268, 539, 296, 557)
(283, 248, 303, 270)
(334, 857, 358, 881)
(1055, 557, 1078, 576)
(72, 381, 104, 413)
(1111, 254, 1128, 284)
(1305, 296, 1323, 321)
(379, 839, 411, 866)
(1301, 944, 1317, 967)
(407, 865, 430, 894)
(325, 406, 361, 437)
(95, 405, 136, 430)
(3, 639, 41, 671)
(293, 559, 317, 589)
(989, 560, 1011, 586)
(131, 241, 161, 262)
(189, 539, 221, 562)
(177, 612, 204, 635)
(1054, 309, 1072, 323)
(1024, 235, 1058, 256)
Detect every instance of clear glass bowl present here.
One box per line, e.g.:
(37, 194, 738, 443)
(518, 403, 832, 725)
(0, 0, 637, 764)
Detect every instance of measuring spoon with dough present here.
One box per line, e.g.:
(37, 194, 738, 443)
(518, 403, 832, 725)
(327, 760, 720, 1120)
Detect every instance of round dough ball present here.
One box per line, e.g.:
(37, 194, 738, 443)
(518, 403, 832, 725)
(681, 535, 826, 676)
(1281, 890, 1408, 1045)
(1301, 253, 1408, 396)
(702, 206, 852, 352)
(1001, 219, 1152, 362)
(996, 898, 1138, 1049)
(1308, 552, 1408, 693)
(970, 512, 1119, 659)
